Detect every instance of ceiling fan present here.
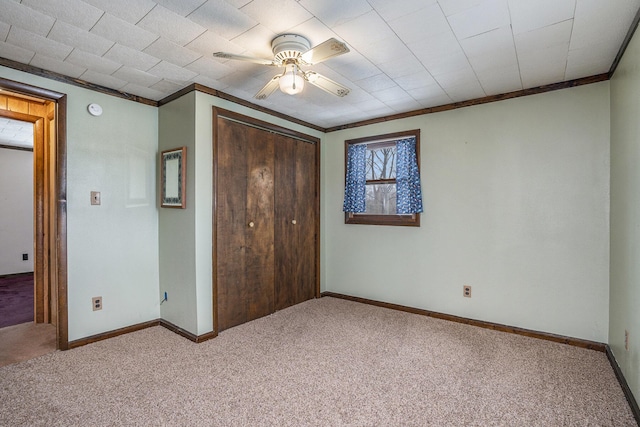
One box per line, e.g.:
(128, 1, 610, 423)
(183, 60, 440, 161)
(213, 34, 351, 100)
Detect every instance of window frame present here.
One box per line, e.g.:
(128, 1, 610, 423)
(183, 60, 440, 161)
(344, 129, 421, 227)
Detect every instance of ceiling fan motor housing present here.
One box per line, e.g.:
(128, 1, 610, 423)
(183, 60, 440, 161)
(272, 34, 311, 63)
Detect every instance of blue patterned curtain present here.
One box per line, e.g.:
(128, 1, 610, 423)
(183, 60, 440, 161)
(396, 138, 423, 214)
(343, 144, 367, 212)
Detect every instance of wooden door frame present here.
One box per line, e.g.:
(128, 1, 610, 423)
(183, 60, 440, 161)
(0, 77, 68, 350)
(212, 107, 320, 336)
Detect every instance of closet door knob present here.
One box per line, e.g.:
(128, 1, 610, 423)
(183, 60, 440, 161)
(291, 219, 297, 225)
(248, 221, 255, 228)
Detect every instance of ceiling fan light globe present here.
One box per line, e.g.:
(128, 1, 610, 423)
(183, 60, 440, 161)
(279, 72, 305, 95)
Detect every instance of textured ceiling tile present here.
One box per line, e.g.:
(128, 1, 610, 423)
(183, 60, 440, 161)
(286, 18, 340, 48)
(508, 0, 576, 35)
(82, 0, 156, 24)
(30, 53, 86, 78)
(459, 26, 514, 59)
(355, 73, 397, 92)
(144, 38, 202, 67)
(376, 55, 427, 79)
(476, 64, 522, 95)
(137, 6, 206, 46)
(410, 83, 449, 101)
(154, 0, 207, 16)
(120, 82, 166, 100)
(467, 48, 518, 72)
(48, 21, 114, 57)
(370, 0, 438, 21)
(394, 70, 438, 90)
(386, 97, 423, 112)
(0, 40, 35, 64)
(240, 0, 313, 34)
(433, 66, 477, 87)
(188, 0, 258, 40)
(298, 0, 371, 28)
(112, 66, 163, 87)
(193, 74, 228, 91)
(150, 79, 185, 93)
(447, 0, 510, 40)
(389, 3, 450, 44)
(66, 49, 121, 75)
(519, 44, 568, 87)
(230, 24, 277, 58)
(370, 85, 413, 103)
(0, 21, 9, 41)
(147, 60, 198, 82)
(79, 70, 128, 90)
(6, 27, 72, 61)
(438, 0, 484, 16)
(409, 31, 462, 61)
(21, 0, 103, 31)
(184, 57, 234, 80)
(570, 0, 636, 52)
(444, 79, 486, 101)
(423, 51, 471, 76)
(91, 14, 159, 51)
(514, 20, 573, 53)
(332, 11, 394, 48)
(357, 36, 411, 64)
(186, 30, 244, 57)
(321, 54, 380, 82)
(104, 44, 161, 71)
(565, 44, 616, 80)
(0, 0, 55, 37)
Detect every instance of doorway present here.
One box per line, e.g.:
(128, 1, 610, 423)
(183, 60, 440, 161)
(0, 78, 68, 351)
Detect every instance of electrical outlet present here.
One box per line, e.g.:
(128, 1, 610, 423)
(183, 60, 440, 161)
(92, 296, 102, 311)
(625, 330, 629, 351)
(463, 285, 472, 298)
(22, 253, 28, 261)
(91, 191, 101, 205)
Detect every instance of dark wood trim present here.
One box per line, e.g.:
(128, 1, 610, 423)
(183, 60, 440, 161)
(68, 320, 160, 349)
(609, 6, 640, 78)
(0, 57, 157, 106)
(159, 319, 217, 343)
(1, 78, 69, 351)
(321, 292, 606, 352)
(0, 144, 33, 152)
(56, 94, 68, 350)
(315, 137, 321, 299)
(160, 83, 325, 133)
(68, 319, 218, 348)
(212, 107, 219, 336)
(605, 346, 640, 425)
(326, 74, 610, 132)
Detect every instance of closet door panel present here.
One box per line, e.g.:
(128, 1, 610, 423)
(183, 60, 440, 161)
(274, 136, 317, 311)
(216, 119, 249, 331)
(294, 139, 317, 305)
(274, 135, 297, 311)
(245, 130, 275, 321)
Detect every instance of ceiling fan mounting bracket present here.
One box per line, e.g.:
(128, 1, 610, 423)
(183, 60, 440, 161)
(272, 34, 311, 63)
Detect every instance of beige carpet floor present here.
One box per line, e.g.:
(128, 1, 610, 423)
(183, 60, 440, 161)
(0, 297, 635, 426)
(0, 322, 56, 367)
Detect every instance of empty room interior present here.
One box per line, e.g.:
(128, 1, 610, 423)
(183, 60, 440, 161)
(0, 0, 639, 425)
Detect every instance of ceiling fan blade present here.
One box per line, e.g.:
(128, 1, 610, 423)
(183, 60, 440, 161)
(304, 71, 350, 97)
(300, 38, 349, 65)
(213, 52, 276, 66)
(255, 75, 281, 100)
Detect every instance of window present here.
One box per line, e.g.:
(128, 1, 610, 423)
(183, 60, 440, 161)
(343, 129, 422, 226)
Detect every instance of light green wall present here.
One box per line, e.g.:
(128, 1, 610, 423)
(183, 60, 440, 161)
(158, 92, 198, 332)
(0, 66, 160, 341)
(323, 82, 611, 342)
(610, 26, 640, 401)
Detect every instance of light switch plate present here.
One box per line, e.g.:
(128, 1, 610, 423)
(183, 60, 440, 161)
(91, 191, 101, 205)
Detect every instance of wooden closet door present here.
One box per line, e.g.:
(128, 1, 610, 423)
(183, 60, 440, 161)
(216, 118, 275, 332)
(274, 136, 317, 311)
